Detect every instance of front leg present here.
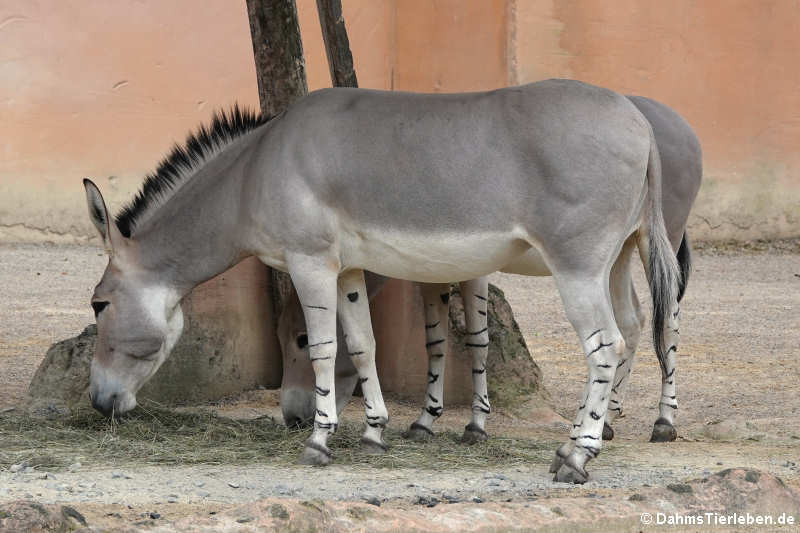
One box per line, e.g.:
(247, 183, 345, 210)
(337, 269, 389, 452)
(285, 254, 340, 466)
(406, 283, 451, 441)
(460, 277, 491, 444)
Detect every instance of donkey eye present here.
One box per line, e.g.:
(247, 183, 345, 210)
(91, 301, 109, 317)
(296, 334, 308, 349)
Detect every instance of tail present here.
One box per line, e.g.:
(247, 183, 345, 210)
(638, 127, 682, 372)
(676, 231, 692, 303)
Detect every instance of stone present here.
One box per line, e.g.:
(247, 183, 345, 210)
(25, 325, 96, 417)
(0, 501, 87, 531)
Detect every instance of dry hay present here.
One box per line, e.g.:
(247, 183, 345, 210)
(0, 402, 557, 471)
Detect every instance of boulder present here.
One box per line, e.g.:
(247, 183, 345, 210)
(25, 324, 95, 417)
(0, 501, 87, 532)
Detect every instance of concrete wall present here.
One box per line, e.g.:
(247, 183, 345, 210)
(511, 0, 800, 239)
(3, 0, 797, 242)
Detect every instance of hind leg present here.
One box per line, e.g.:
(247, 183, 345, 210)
(406, 283, 451, 441)
(651, 305, 680, 442)
(551, 275, 625, 484)
(337, 269, 390, 453)
(460, 277, 491, 444)
(637, 241, 681, 442)
(604, 238, 646, 441)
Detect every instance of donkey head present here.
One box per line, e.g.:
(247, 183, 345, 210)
(83, 179, 184, 417)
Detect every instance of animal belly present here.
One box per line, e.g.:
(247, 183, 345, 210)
(341, 228, 532, 283)
(500, 248, 552, 276)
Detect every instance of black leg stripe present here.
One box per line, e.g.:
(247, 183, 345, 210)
(586, 328, 603, 341)
(426, 406, 443, 418)
(425, 321, 440, 329)
(308, 340, 334, 348)
(426, 339, 445, 347)
(587, 342, 613, 356)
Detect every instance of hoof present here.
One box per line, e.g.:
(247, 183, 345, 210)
(650, 418, 677, 442)
(298, 442, 332, 466)
(360, 437, 388, 455)
(553, 462, 589, 484)
(404, 422, 434, 442)
(461, 423, 488, 445)
(602, 422, 615, 441)
(548, 450, 567, 474)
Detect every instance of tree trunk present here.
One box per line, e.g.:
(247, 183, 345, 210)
(246, 0, 309, 320)
(316, 0, 358, 88)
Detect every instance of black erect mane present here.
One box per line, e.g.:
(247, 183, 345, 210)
(115, 105, 269, 238)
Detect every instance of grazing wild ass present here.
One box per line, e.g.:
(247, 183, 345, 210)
(85, 80, 686, 483)
(279, 95, 702, 452)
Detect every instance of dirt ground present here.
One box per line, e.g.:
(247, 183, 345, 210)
(1, 242, 799, 531)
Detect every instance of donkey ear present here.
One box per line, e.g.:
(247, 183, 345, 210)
(83, 179, 123, 253)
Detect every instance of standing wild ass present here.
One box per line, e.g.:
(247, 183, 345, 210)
(85, 80, 682, 483)
(278, 95, 702, 453)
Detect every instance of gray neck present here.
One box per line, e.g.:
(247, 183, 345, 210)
(131, 153, 250, 296)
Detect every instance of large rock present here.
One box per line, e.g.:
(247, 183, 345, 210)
(26, 324, 96, 417)
(0, 501, 87, 533)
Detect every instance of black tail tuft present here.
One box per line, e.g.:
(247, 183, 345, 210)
(676, 231, 692, 303)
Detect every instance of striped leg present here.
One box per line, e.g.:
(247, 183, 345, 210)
(603, 238, 646, 440)
(337, 269, 390, 452)
(287, 254, 340, 466)
(552, 276, 624, 484)
(651, 304, 680, 442)
(460, 277, 491, 444)
(406, 283, 451, 441)
(604, 279, 645, 438)
(637, 240, 681, 443)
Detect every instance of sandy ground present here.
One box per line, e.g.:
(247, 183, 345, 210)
(1, 242, 799, 529)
